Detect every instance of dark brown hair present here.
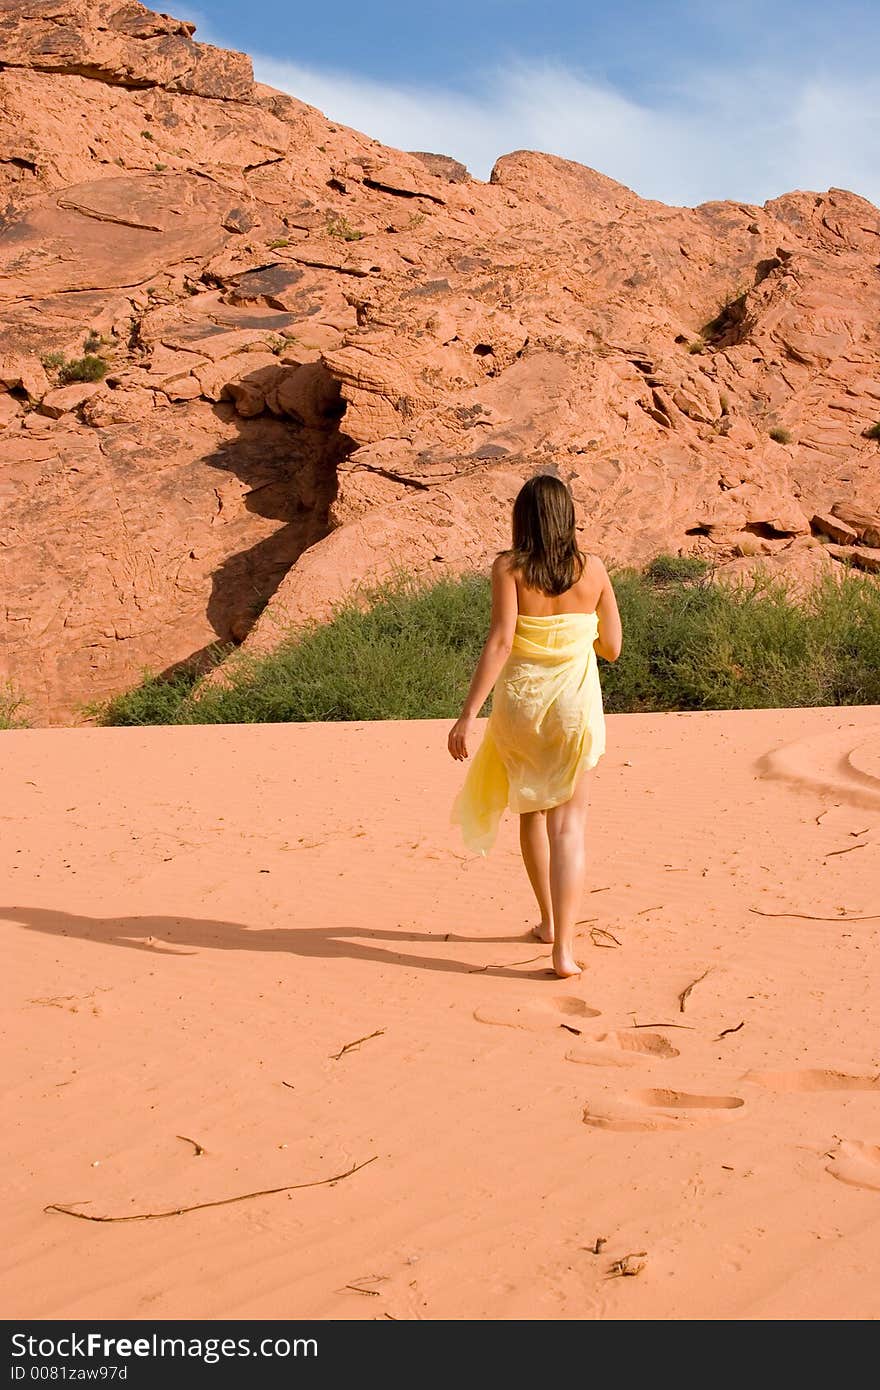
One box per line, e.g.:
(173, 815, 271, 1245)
(501, 474, 585, 596)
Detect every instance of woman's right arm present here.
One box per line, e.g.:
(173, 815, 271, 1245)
(593, 558, 623, 662)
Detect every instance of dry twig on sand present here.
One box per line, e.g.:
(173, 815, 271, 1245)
(678, 968, 712, 1013)
(629, 1021, 695, 1030)
(749, 907, 880, 921)
(715, 1021, 745, 1041)
(469, 952, 545, 974)
(588, 1236, 607, 1255)
(590, 927, 621, 948)
(176, 1135, 206, 1156)
(330, 1030, 384, 1061)
(44, 1157, 377, 1223)
(823, 843, 868, 859)
(560, 1024, 582, 1035)
(608, 1252, 647, 1278)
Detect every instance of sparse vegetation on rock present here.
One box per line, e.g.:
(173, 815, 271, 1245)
(0, 682, 30, 730)
(326, 213, 364, 241)
(58, 355, 108, 384)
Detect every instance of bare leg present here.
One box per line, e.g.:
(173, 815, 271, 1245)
(519, 809, 554, 942)
(546, 767, 592, 978)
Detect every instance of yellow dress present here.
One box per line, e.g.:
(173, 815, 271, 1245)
(450, 611, 606, 856)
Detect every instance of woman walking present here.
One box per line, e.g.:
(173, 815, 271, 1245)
(448, 474, 622, 978)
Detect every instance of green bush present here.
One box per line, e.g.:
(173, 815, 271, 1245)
(864, 421, 880, 441)
(769, 427, 792, 444)
(89, 661, 205, 728)
(326, 213, 364, 242)
(0, 682, 30, 730)
(644, 553, 711, 584)
(93, 559, 880, 725)
(59, 354, 107, 385)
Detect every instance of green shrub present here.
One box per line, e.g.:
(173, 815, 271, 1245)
(58, 354, 108, 385)
(644, 553, 711, 584)
(40, 350, 66, 371)
(326, 213, 364, 242)
(83, 329, 102, 354)
(769, 427, 792, 444)
(0, 682, 29, 730)
(687, 339, 705, 354)
(84, 653, 223, 727)
(97, 560, 880, 725)
(864, 421, 880, 441)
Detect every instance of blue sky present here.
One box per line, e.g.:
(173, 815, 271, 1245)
(186, 2, 880, 206)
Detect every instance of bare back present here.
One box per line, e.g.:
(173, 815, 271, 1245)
(512, 553, 604, 617)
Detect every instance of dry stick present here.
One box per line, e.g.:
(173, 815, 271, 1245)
(331, 1030, 384, 1061)
(560, 1024, 582, 1036)
(815, 805, 841, 824)
(468, 953, 545, 975)
(678, 968, 712, 1014)
(636, 905, 664, 915)
(575, 917, 599, 926)
(629, 1022, 695, 1030)
(590, 927, 621, 948)
(345, 1285, 380, 1297)
(281, 1081, 295, 1090)
(824, 843, 868, 859)
(46, 1157, 377, 1225)
(608, 1251, 647, 1278)
(749, 907, 880, 922)
(715, 1021, 745, 1041)
(176, 1135, 206, 1156)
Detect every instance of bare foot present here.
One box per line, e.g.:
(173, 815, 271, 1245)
(551, 949, 583, 979)
(531, 920, 555, 944)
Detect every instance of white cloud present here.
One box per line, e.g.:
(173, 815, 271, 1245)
(252, 53, 880, 208)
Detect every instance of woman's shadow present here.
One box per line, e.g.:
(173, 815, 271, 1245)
(1, 906, 553, 979)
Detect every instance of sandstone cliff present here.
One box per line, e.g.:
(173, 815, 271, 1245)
(2, 1, 879, 723)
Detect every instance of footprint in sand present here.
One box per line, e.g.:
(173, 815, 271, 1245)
(744, 1068, 880, 1093)
(565, 1031, 680, 1068)
(473, 995, 600, 1032)
(826, 1140, 880, 1192)
(583, 1087, 744, 1132)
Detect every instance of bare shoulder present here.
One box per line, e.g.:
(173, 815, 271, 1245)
(493, 550, 517, 577)
(584, 551, 609, 584)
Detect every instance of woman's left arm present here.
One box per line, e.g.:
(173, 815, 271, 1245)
(447, 556, 518, 761)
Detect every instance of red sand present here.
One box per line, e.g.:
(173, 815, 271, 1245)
(2, 707, 879, 1320)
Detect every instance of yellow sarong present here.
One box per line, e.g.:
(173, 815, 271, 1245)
(450, 611, 606, 855)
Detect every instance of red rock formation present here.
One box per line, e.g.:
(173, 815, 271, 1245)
(1, 1, 879, 722)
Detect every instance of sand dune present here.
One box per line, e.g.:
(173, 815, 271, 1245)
(1, 707, 879, 1320)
